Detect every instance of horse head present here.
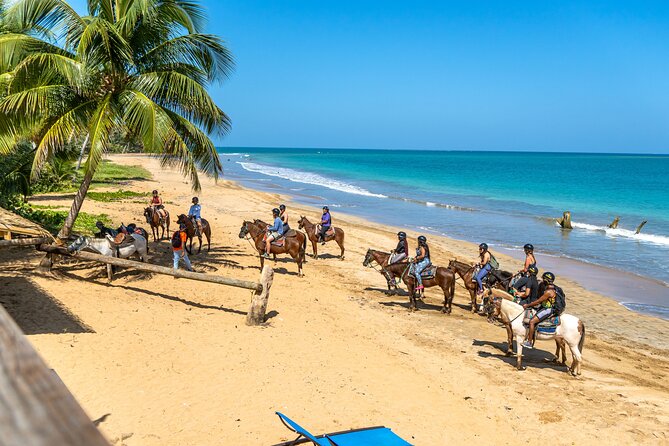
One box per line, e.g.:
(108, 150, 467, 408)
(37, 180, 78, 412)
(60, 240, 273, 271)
(238, 221, 250, 239)
(143, 207, 153, 224)
(67, 236, 88, 252)
(297, 216, 306, 229)
(362, 248, 375, 267)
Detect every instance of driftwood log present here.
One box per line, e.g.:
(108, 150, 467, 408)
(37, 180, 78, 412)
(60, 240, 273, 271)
(635, 220, 647, 234)
(246, 264, 274, 326)
(0, 236, 51, 249)
(36, 244, 263, 292)
(556, 211, 573, 229)
(608, 217, 620, 229)
(0, 305, 110, 446)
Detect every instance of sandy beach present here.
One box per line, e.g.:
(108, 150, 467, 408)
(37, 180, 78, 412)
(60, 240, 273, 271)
(1, 154, 668, 445)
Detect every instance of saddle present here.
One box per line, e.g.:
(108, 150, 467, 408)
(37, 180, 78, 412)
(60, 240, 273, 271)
(409, 264, 437, 280)
(270, 237, 286, 247)
(112, 233, 135, 246)
(284, 229, 298, 238)
(522, 308, 560, 333)
(317, 225, 335, 237)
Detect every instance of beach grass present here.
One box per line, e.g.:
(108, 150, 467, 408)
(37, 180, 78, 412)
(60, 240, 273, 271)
(87, 189, 149, 202)
(18, 207, 111, 236)
(91, 160, 152, 185)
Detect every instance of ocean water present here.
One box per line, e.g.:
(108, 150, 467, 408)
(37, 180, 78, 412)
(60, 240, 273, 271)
(219, 148, 669, 320)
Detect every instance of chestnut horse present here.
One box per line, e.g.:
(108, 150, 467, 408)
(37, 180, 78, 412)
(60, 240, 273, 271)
(143, 206, 170, 241)
(381, 260, 456, 313)
(448, 259, 512, 313)
(361, 248, 401, 294)
(176, 214, 211, 254)
(238, 220, 306, 276)
(297, 216, 345, 259)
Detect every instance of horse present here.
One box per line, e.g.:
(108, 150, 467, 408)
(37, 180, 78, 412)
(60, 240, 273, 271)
(238, 220, 306, 276)
(176, 214, 211, 254)
(297, 216, 345, 260)
(492, 295, 585, 375)
(448, 259, 512, 313)
(362, 248, 402, 294)
(67, 234, 148, 281)
(143, 206, 170, 241)
(382, 260, 456, 313)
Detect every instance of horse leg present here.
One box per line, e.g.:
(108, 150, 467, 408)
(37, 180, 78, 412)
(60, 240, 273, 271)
(516, 334, 525, 370)
(206, 228, 211, 252)
(469, 290, 477, 313)
(337, 235, 345, 260)
(311, 238, 318, 259)
(197, 236, 202, 254)
(505, 323, 514, 355)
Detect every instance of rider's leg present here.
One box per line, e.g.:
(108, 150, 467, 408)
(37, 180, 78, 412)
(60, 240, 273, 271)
(415, 259, 427, 289)
(196, 218, 203, 234)
(474, 264, 491, 293)
(265, 235, 273, 255)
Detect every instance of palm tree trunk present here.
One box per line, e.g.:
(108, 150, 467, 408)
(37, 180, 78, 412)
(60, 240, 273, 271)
(75, 133, 89, 171)
(57, 170, 94, 241)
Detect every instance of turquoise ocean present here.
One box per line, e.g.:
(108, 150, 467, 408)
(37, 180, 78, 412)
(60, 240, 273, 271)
(219, 148, 669, 320)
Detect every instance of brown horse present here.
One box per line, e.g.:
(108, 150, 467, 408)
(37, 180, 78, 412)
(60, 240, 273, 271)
(362, 248, 402, 294)
(238, 220, 306, 276)
(382, 260, 456, 313)
(143, 206, 170, 241)
(297, 216, 345, 259)
(448, 259, 512, 313)
(177, 214, 211, 254)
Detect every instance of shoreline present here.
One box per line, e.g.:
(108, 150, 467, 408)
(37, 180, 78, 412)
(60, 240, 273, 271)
(3, 154, 667, 445)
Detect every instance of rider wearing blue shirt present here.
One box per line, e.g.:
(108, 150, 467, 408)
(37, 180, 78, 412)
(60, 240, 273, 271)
(188, 197, 203, 234)
(263, 208, 285, 258)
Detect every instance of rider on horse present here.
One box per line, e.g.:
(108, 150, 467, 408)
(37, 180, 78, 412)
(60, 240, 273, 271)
(150, 190, 167, 221)
(410, 235, 431, 292)
(388, 231, 409, 265)
(522, 271, 558, 349)
(318, 206, 332, 244)
(188, 197, 203, 235)
(511, 265, 539, 305)
(474, 243, 493, 297)
(263, 208, 285, 259)
(520, 243, 536, 273)
(279, 204, 290, 232)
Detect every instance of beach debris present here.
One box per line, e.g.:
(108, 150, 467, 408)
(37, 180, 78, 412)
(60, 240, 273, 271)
(635, 220, 648, 234)
(246, 264, 274, 326)
(608, 216, 620, 229)
(556, 211, 573, 230)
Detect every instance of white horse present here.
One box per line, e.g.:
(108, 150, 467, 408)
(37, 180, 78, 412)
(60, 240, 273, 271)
(493, 294, 585, 376)
(67, 234, 148, 281)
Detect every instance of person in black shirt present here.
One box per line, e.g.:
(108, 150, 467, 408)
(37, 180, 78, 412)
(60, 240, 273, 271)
(388, 231, 409, 264)
(511, 265, 539, 305)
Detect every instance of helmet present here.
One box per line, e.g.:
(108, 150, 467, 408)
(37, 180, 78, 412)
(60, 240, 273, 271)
(524, 243, 534, 251)
(152, 190, 158, 194)
(192, 196, 199, 203)
(272, 208, 280, 215)
(479, 243, 488, 250)
(323, 206, 329, 211)
(417, 235, 427, 244)
(279, 204, 286, 210)
(527, 265, 539, 275)
(95, 221, 104, 227)
(542, 271, 555, 283)
(398, 231, 406, 239)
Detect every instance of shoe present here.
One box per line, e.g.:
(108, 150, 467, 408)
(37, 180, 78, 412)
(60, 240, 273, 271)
(521, 341, 533, 349)
(261, 253, 271, 259)
(416, 285, 424, 290)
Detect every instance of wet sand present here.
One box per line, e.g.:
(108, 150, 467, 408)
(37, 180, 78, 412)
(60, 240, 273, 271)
(1, 154, 668, 445)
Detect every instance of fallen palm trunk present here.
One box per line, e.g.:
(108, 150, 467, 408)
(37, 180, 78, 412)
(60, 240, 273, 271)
(0, 237, 51, 249)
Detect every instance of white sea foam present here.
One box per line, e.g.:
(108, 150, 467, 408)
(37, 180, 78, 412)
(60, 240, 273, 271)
(565, 222, 669, 247)
(426, 201, 436, 207)
(237, 162, 388, 198)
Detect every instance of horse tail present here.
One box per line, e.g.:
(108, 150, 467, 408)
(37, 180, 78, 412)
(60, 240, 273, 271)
(578, 320, 585, 353)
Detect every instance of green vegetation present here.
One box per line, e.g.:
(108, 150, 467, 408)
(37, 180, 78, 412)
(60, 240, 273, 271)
(89, 161, 153, 185)
(0, 0, 232, 240)
(87, 189, 149, 202)
(6, 198, 110, 236)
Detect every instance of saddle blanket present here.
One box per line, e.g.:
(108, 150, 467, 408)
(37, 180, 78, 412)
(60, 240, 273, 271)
(523, 312, 560, 332)
(112, 234, 135, 246)
(271, 238, 285, 247)
(409, 265, 437, 280)
(317, 225, 335, 237)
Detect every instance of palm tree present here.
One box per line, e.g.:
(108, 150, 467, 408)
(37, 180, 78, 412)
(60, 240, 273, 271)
(0, 0, 233, 240)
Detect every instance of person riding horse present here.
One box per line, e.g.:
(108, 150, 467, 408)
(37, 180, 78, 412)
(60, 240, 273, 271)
(522, 271, 558, 349)
(188, 197, 203, 235)
(318, 206, 332, 244)
(279, 204, 290, 232)
(263, 208, 285, 259)
(520, 243, 536, 273)
(410, 235, 431, 292)
(511, 265, 539, 305)
(149, 190, 167, 221)
(387, 231, 409, 265)
(474, 242, 493, 297)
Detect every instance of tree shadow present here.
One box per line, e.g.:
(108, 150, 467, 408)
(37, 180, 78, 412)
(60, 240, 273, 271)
(0, 276, 94, 335)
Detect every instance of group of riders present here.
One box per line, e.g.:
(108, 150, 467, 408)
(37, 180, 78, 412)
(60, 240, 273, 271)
(147, 190, 204, 235)
(384, 232, 564, 349)
(261, 204, 332, 258)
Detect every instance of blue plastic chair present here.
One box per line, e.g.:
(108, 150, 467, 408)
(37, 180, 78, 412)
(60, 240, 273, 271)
(274, 412, 412, 446)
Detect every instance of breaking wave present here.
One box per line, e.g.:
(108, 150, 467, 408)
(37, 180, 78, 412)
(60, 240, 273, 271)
(567, 222, 669, 247)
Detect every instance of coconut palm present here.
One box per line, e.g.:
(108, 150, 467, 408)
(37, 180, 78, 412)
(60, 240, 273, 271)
(0, 0, 233, 239)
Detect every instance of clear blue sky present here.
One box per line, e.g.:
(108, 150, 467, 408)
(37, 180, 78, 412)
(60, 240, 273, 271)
(69, 1, 669, 153)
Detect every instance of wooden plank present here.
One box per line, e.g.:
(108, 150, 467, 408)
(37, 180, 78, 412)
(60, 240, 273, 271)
(0, 304, 110, 446)
(0, 237, 51, 249)
(36, 244, 263, 292)
(246, 264, 274, 325)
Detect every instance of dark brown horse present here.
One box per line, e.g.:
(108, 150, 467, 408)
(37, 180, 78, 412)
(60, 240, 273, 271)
(362, 248, 402, 294)
(143, 206, 170, 241)
(448, 259, 512, 313)
(177, 214, 211, 254)
(238, 220, 306, 276)
(381, 260, 456, 313)
(297, 216, 345, 259)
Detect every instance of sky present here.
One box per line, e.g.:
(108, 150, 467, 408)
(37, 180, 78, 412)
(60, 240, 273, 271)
(68, 1, 669, 153)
